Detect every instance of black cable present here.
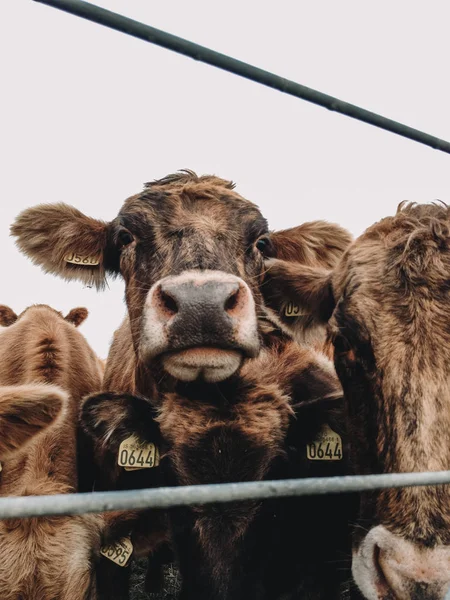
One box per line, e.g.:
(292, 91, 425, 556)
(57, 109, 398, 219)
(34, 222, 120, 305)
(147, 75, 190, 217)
(33, 0, 450, 154)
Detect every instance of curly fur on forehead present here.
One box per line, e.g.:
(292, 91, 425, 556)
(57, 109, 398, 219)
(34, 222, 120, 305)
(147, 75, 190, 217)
(129, 170, 265, 236)
(361, 201, 450, 285)
(144, 170, 236, 191)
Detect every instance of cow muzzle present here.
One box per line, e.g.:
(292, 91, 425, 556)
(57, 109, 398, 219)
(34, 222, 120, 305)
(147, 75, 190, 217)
(140, 270, 260, 382)
(352, 525, 450, 600)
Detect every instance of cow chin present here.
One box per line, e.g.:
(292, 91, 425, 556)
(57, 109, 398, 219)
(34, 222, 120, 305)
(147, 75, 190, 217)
(162, 347, 243, 382)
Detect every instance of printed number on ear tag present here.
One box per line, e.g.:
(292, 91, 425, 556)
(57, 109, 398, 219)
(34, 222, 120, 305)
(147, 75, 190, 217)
(118, 435, 160, 471)
(306, 424, 343, 461)
(64, 252, 100, 266)
(284, 302, 304, 318)
(100, 537, 133, 567)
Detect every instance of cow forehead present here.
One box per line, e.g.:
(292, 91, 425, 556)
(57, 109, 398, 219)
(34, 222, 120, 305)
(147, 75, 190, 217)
(18, 304, 64, 321)
(331, 204, 450, 408)
(333, 251, 450, 344)
(332, 219, 450, 376)
(333, 202, 450, 323)
(118, 180, 266, 238)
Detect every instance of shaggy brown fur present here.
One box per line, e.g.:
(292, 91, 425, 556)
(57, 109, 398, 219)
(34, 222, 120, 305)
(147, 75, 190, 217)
(11, 172, 351, 362)
(0, 383, 65, 457)
(269, 221, 352, 267)
(11, 172, 354, 598)
(265, 201, 450, 548)
(11, 204, 110, 288)
(0, 305, 104, 600)
(0, 305, 103, 403)
(0, 305, 89, 328)
(82, 337, 354, 600)
(263, 222, 352, 350)
(80, 389, 169, 600)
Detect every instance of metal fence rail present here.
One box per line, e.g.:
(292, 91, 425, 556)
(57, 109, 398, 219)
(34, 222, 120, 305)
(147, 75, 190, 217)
(1, 470, 450, 519)
(33, 0, 450, 155)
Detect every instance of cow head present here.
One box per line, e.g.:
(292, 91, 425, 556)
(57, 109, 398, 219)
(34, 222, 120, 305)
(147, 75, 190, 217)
(265, 202, 450, 599)
(0, 305, 88, 328)
(11, 171, 350, 384)
(0, 384, 66, 457)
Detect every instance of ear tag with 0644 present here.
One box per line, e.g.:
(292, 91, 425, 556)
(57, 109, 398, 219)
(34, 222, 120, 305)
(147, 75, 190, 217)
(306, 424, 343, 461)
(118, 434, 160, 471)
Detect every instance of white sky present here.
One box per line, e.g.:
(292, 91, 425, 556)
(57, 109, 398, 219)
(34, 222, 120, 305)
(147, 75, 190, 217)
(1, 0, 450, 358)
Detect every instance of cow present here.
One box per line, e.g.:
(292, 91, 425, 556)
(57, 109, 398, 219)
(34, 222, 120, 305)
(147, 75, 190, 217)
(263, 201, 450, 599)
(0, 304, 104, 600)
(11, 171, 355, 599)
(82, 337, 355, 600)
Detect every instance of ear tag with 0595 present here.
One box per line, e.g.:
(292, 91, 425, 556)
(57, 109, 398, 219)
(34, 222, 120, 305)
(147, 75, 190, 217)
(100, 537, 133, 567)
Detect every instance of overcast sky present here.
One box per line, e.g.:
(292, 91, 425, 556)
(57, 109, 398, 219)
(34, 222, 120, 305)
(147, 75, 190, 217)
(1, 0, 450, 358)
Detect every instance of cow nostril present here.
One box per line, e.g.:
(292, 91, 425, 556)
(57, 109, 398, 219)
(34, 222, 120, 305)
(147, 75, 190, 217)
(160, 291, 178, 316)
(224, 288, 240, 313)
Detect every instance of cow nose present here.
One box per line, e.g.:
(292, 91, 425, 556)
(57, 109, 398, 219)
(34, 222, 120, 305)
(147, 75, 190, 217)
(377, 543, 450, 600)
(352, 526, 450, 600)
(157, 279, 242, 321)
(142, 270, 260, 365)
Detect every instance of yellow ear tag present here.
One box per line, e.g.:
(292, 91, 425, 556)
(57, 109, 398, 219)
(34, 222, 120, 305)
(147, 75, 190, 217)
(100, 537, 133, 567)
(284, 302, 305, 318)
(306, 424, 343, 461)
(118, 435, 160, 471)
(64, 252, 100, 266)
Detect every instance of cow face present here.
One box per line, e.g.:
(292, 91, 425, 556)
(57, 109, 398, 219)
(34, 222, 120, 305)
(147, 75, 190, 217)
(11, 171, 350, 384)
(265, 202, 450, 599)
(114, 174, 268, 383)
(12, 173, 268, 383)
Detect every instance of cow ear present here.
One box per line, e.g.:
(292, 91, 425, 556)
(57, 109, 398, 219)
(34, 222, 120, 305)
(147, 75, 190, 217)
(65, 307, 88, 327)
(10, 203, 118, 290)
(267, 221, 352, 268)
(264, 260, 335, 324)
(80, 392, 160, 454)
(0, 306, 18, 327)
(286, 355, 345, 450)
(261, 221, 350, 336)
(0, 384, 66, 457)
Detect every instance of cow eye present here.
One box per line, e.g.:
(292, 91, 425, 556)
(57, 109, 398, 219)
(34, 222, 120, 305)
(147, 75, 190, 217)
(117, 229, 134, 248)
(255, 237, 271, 256)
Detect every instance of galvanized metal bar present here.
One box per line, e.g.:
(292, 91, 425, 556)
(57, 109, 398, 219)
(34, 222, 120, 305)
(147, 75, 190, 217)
(1, 470, 450, 519)
(33, 0, 450, 155)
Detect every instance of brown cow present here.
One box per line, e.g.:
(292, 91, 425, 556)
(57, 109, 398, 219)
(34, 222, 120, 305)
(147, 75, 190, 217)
(0, 304, 104, 600)
(264, 202, 450, 599)
(82, 337, 355, 600)
(11, 172, 354, 599)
